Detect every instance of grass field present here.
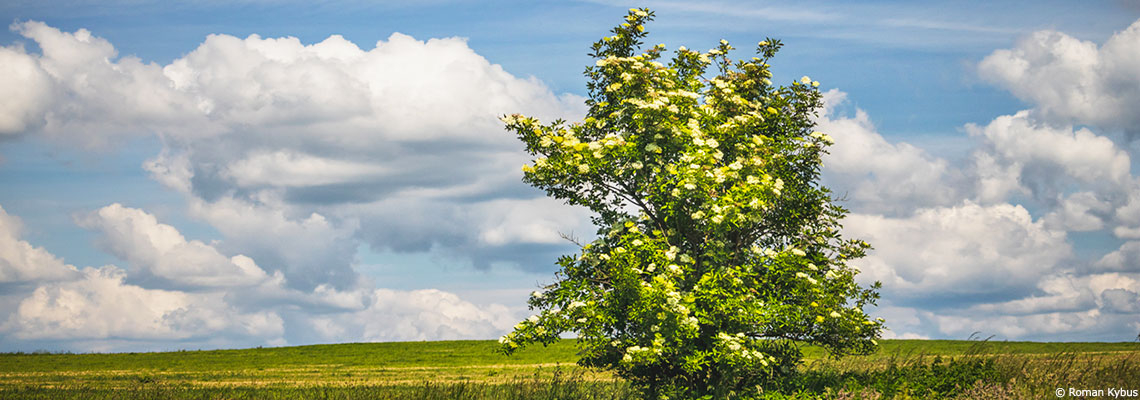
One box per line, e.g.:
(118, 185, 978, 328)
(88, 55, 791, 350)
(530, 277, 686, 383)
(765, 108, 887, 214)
(2, 339, 1138, 399)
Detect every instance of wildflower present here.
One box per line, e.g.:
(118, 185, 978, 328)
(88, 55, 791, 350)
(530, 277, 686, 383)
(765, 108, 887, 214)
(791, 248, 806, 257)
(528, 315, 540, 323)
(815, 315, 825, 323)
(766, 107, 778, 114)
(830, 311, 841, 318)
(578, 164, 590, 173)
(800, 76, 811, 84)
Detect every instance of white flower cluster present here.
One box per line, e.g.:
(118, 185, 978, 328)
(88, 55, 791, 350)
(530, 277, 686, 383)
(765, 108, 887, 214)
(716, 332, 772, 366)
(809, 131, 834, 145)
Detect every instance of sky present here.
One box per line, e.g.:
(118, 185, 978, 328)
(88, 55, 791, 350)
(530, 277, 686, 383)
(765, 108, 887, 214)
(1, 0, 1139, 352)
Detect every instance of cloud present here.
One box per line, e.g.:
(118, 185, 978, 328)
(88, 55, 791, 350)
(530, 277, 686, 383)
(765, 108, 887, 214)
(134, 25, 588, 281)
(317, 289, 517, 343)
(1095, 241, 1140, 272)
(6, 21, 201, 145)
(0, 45, 52, 135)
(1, 265, 285, 343)
(967, 111, 1131, 202)
(222, 151, 390, 188)
(4, 20, 588, 272)
(936, 273, 1140, 340)
(0, 204, 80, 284)
(1042, 191, 1114, 232)
(978, 20, 1140, 132)
(75, 203, 270, 290)
(184, 195, 361, 291)
(817, 90, 960, 214)
(846, 201, 1071, 303)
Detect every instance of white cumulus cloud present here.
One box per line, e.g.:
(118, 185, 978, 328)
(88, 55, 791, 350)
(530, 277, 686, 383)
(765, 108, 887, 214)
(0, 204, 80, 284)
(76, 203, 270, 289)
(818, 90, 960, 214)
(846, 201, 1071, 301)
(1, 266, 285, 343)
(978, 20, 1140, 132)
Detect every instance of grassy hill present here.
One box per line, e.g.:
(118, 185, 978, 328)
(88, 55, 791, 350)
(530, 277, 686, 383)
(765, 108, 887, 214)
(2, 339, 1138, 399)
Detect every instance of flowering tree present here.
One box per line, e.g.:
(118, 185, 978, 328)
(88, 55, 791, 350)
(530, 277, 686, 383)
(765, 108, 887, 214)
(499, 8, 882, 398)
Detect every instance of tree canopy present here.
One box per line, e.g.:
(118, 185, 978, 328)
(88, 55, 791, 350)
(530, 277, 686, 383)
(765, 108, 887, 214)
(499, 8, 883, 398)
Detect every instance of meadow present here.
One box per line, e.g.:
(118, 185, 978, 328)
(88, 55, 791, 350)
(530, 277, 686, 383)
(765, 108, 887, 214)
(2, 339, 1138, 399)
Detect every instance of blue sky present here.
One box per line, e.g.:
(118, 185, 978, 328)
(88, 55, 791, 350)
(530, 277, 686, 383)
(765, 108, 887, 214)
(1, 0, 1139, 351)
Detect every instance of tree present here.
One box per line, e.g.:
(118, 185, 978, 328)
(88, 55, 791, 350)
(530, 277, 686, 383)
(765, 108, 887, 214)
(499, 8, 883, 399)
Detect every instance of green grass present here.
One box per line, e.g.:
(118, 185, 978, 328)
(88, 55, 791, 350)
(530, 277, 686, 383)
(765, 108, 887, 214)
(2, 339, 1138, 399)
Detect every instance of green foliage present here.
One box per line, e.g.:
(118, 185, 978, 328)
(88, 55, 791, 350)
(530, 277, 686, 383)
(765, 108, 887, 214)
(779, 356, 1002, 398)
(499, 8, 882, 397)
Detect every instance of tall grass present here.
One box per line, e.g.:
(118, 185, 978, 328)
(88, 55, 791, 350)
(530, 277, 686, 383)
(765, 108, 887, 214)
(4, 367, 637, 400)
(761, 338, 1140, 399)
